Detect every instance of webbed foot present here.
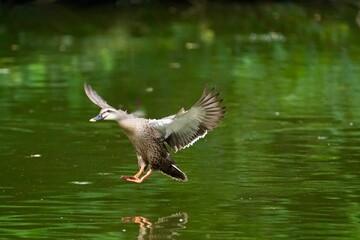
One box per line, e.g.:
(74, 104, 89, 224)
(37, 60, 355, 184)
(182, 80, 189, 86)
(120, 169, 153, 184)
(120, 176, 137, 180)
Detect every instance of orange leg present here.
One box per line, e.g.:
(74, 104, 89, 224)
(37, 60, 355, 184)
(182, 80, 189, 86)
(133, 167, 145, 179)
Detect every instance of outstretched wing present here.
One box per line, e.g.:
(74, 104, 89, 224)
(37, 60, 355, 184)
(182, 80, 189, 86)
(84, 83, 112, 108)
(149, 87, 226, 152)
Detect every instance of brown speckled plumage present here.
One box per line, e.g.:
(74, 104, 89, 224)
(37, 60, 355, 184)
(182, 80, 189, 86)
(84, 83, 226, 183)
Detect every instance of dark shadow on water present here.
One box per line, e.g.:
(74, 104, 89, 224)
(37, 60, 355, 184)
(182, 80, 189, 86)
(122, 212, 188, 239)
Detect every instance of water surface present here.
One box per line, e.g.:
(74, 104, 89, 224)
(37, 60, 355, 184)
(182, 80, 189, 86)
(1, 1, 360, 239)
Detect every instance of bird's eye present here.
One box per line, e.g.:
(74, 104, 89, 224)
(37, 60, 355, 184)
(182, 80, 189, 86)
(106, 110, 112, 113)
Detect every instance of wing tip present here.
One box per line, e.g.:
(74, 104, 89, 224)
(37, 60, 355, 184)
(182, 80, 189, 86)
(83, 82, 111, 109)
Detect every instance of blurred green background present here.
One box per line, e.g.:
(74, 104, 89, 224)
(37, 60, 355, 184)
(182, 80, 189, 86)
(1, 1, 360, 239)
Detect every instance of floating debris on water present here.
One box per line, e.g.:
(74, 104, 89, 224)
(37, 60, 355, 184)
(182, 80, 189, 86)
(236, 32, 286, 43)
(29, 154, 41, 158)
(70, 181, 92, 185)
(145, 87, 154, 93)
(185, 42, 200, 49)
(0, 68, 10, 74)
(317, 136, 327, 140)
(97, 172, 112, 176)
(169, 62, 181, 69)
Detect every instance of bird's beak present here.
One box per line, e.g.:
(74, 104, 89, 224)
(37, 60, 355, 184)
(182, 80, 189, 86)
(89, 114, 104, 122)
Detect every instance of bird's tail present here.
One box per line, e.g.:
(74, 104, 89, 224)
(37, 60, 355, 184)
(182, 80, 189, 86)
(158, 154, 188, 181)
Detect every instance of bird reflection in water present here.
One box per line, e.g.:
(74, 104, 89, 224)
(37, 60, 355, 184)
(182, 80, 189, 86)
(121, 212, 188, 239)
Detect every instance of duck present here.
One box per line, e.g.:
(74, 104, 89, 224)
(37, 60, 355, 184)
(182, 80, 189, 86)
(84, 83, 226, 183)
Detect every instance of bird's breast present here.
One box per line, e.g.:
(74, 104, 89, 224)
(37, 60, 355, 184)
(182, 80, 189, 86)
(118, 118, 155, 140)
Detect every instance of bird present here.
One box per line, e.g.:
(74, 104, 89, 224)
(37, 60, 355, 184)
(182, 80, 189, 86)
(84, 83, 226, 183)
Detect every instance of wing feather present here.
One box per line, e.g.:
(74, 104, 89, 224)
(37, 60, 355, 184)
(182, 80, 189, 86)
(84, 83, 112, 108)
(149, 87, 226, 152)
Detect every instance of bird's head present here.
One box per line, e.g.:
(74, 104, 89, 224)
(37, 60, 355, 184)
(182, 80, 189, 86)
(90, 107, 121, 122)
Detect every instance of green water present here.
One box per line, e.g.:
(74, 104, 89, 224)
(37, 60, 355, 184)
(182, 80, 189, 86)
(1, 1, 360, 239)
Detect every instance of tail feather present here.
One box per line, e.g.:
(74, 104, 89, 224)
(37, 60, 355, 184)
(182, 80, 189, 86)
(158, 154, 188, 181)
